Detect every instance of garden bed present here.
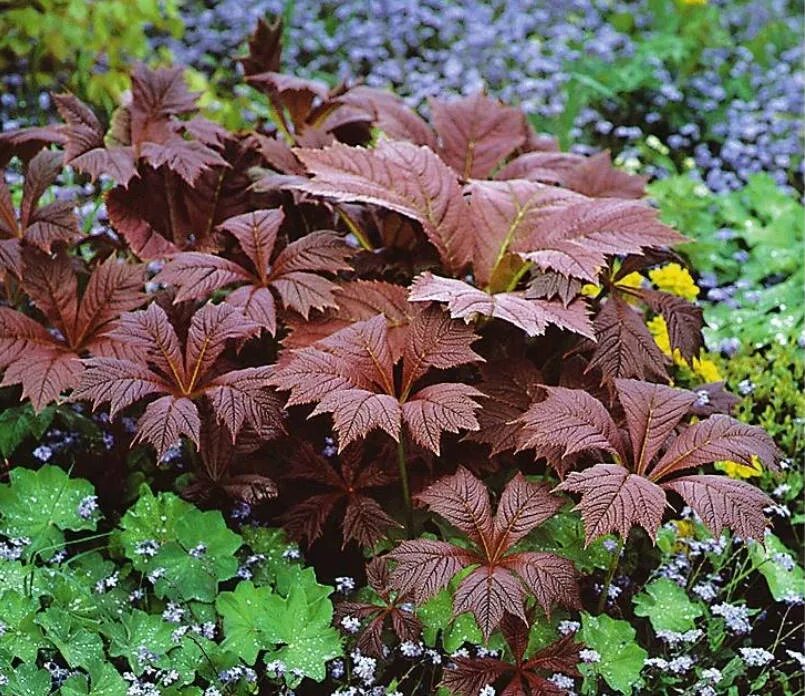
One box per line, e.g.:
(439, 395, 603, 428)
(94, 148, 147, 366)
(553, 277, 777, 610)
(0, 3, 802, 695)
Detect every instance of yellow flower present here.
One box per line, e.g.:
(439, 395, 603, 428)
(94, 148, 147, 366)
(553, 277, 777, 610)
(681, 0, 707, 5)
(583, 270, 644, 299)
(647, 316, 723, 380)
(648, 263, 700, 301)
(616, 272, 644, 291)
(715, 455, 763, 479)
(672, 519, 696, 538)
(691, 357, 722, 382)
(647, 315, 674, 357)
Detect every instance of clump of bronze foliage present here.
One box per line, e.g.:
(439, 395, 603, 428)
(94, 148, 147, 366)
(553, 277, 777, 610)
(0, 19, 779, 694)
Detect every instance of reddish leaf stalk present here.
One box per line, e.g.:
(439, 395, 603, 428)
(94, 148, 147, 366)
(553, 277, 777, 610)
(397, 437, 413, 537)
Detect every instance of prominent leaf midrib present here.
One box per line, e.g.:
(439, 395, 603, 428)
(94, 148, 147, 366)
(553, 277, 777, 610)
(186, 335, 213, 394)
(358, 334, 396, 397)
(487, 187, 540, 287)
(38, 266, 78, 347)
(635, 403, 655, 477)
(649, 433, 719, 482)
(491, 494, 538, 562)
(0, 190, 19, 238)
(72, 267, 136, 350)
(589, 467, 637, 539)
(155, 336, 187, 394)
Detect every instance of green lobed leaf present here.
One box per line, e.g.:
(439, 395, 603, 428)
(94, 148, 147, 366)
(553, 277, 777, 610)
(103, 609, 175, 675)
(117, 487, 242, 601)
(217, 577, 342, 686)
(36, 606, 105, 668)
(632, 578, 703, 633)
(2, 662, 52, 696)
(579, 612, 647, 695)
(261, 582, 343, 686)
(748, 533, 805, 603)
(60, 660, 128, 696)
(216, 581, 277, 665)
(0, 465, 97, 557)
(0, 589, 49, 664)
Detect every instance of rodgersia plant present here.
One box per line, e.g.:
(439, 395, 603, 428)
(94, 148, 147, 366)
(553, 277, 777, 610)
(0, 18, 791, 695)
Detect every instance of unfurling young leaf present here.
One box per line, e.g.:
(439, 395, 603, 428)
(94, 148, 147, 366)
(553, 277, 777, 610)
(578, 612, 647, 695)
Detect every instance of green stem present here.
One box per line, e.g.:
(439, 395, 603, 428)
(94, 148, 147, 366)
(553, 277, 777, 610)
(337, 207, 374, 251)
(504, 260, 533, 293)
(35, 531, 114, 561)
(597, 537, 623, 613)
(267, 98, 295, 145)
(397, 438, 413, 537)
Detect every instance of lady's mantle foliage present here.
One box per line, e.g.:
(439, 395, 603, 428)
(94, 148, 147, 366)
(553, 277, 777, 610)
(0, 467, 341, 689)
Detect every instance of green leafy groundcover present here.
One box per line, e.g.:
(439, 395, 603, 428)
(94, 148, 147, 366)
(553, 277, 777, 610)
(0, 466, 340, 695)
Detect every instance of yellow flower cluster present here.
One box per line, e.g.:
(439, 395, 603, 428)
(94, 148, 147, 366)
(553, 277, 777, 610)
(648, 263, 700, 301)
(715, 455, 764, 479)
(646, 316, 722, 382)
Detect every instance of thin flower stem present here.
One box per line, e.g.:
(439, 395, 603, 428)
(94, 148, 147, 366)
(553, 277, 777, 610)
(337, 207, 374, 251)
(597, 536, 624, 613)
(397, 437, 413, 537)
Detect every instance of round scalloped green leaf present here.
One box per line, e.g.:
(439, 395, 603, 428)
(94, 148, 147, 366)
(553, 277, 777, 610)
(216, 580, 276, 665)
(60, 660, 128, 696)
(118, 487, 242, 601)
(36, 606, 105, 668)
(0, 590, 49, 663)
(748, 533, 805, 603)
(261, 582, 342, 687)
(103, 609, 175, 675)
(274, 564, 332, 606)
(0, 465, 97, 556)
(579, 612, 647, 695)
(3, 663, 51, 696)
(169, 634, 225, 687)
(633, 578, 703, 633)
